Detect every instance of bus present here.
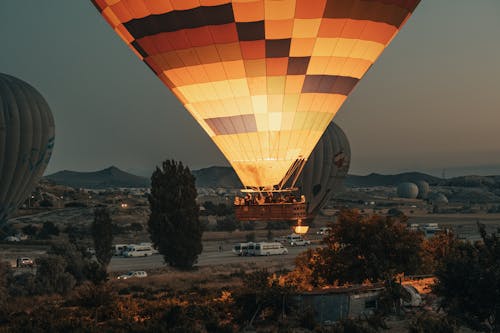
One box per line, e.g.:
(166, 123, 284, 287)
(253, 242, 288, 256)
(232, 242, 253, 256)
(122, 244, 155, 257)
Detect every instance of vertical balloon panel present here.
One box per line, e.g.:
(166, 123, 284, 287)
(91, 0, 420, 188)
(0, 74, 55, 224)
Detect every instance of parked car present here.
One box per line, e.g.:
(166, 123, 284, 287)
(16, 257, 34, 268)
(117, 271, 148, 280)
(287, 234, 311, 246)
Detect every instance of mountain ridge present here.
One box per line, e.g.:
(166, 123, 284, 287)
(45, 165, 500, 189)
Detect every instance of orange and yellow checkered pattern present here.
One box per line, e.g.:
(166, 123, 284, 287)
(92, 0, 420, 188)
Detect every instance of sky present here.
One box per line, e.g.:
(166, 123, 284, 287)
(1, 1, 499, 178)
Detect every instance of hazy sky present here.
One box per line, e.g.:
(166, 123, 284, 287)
(1, 1, 499, 177)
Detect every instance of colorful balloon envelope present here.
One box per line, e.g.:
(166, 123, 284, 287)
(91, 0, 420, 189)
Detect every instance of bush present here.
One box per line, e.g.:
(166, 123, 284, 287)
(34, 256, 76, 295)
(22, 224, 38, 236)
(37, 221, 59, 239)
(409, 313, 455, 333)
(216, 217, 239, 232)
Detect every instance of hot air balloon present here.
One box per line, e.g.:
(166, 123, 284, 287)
(91, 0, 420, 220)
(397, 182, 419, 199)
(296, 121, 350, 220)
(0, 73, 55, 225)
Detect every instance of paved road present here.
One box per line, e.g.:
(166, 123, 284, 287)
(108, 244, 313, 272)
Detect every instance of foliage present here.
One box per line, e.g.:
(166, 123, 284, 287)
(234, 269, 296, 325)
(38, 221, 60, 239)
(0, 261, 12, 322)
(296, 210, 423, 286)
(91, 207, 114, 270)
(148, 159, 203, 269)
(21, 224, 38, 236)
(34, 256, 76, 295)
(419, 230, 458, 275)
(326, 319, 377, 333)
(48, 241, 90, 283)
(409, 312, 455, 333)
(202, 201, 233, 216)
(48, 241, 106, 285)
(216, 216, 239, 232)
(433, 223, 500, 332)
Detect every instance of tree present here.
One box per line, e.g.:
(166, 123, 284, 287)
(21, 224, 38, 237)
(91, 208, 114, 271)
(296, 210, 423, 286)
(37, 221, 60, 239)
(433, 223, 500, 332)
(0, 261, 12, 321)
(34, 256, 76, 295)
(148, 160, 203, 269)
(419, 230, 458, 275)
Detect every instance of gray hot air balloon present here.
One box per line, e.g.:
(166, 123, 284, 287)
(0, 73, 55, 225)
(397, 182, 419, 199)
(296, 122, 351, 219)
(428, 192, 448, 205)
(415, 180, 430, 199)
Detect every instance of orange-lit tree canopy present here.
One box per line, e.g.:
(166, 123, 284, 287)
(91, 0, 420, 188)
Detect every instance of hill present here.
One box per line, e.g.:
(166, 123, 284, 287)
(45, 166, 149, 189)
(192, 166, 242, 188)
(345, 172, 442, 187)
(192, 167, 442, 188)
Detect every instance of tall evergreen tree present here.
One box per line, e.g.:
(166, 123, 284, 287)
(91, 208, 114, 271)
(148, 160, 203, 269)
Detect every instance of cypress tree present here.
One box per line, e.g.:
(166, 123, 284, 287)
(148, 160, 203, 269)
(91, 207, 114, 271)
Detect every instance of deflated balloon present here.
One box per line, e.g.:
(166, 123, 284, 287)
(91, 0, 420, 188)
(296, 122, 350, 219)
(0, 73, 55, 224)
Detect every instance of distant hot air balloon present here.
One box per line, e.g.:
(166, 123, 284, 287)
(397, 182, 419, 199)
(415, 180, 429, 199)
(91, 0, 420, 191)
(0, 73, 55, 224)
(296, 121, 350, 220)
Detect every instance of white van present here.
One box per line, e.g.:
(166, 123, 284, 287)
(113, 244, 129, 256)
(253, 242, 288, 256)
(122, 244, 155, 257)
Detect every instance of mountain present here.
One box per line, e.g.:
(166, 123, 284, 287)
(191, 167, 443, 188)
(46, 165, 497, 190)
(192, 166, 242, 188)
(45, 166, 149, 189)
(345, 172, 442, 187)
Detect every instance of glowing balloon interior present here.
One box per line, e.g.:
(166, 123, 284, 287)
(91, 0, 420, 188)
